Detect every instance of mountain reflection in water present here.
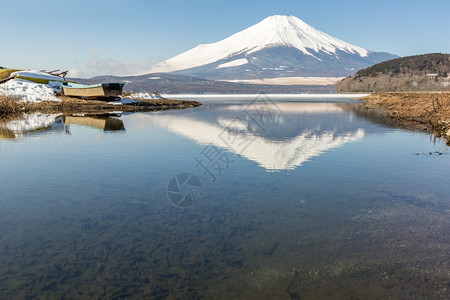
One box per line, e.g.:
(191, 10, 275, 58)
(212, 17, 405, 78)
(143, 102, 390, 171)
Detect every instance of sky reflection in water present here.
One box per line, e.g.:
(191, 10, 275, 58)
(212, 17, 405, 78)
(0, 99, 449, 299)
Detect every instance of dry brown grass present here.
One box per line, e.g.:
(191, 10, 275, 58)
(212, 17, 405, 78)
(362, 92, 450, 144)
(0, 95, 72, 117)
(0, 69, 21, 80)
(0, 95, 32, 116)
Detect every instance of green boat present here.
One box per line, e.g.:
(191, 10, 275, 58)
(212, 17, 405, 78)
(62, 82, 124, 99)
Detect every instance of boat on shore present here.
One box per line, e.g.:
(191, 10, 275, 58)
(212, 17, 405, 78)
(12, 71, 64, 84)
(2, 68, 124, 99)
(62, 82, 124, 99)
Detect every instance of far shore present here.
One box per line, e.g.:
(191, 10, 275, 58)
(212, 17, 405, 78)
(221, 76, 345, 86)
(161, 93, 369, 100)
(360, 92, 450, 145)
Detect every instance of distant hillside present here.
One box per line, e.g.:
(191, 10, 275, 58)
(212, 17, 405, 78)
(74, 73, 334, 94)
(335, 53, 450, 92)
(356, 53, 449, 77)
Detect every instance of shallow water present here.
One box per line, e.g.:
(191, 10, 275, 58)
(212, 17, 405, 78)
(0, 98, 449, 299)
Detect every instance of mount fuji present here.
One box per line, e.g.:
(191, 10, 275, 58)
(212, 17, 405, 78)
(147, 15, 397, 80)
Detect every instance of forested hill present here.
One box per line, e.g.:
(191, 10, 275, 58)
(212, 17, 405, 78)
(335, 53, 450, 92)
(356, 53, 449, 77)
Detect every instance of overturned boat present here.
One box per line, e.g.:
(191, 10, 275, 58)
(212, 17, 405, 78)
(12, 70, 64, 84)
(62, 82, 124, 99)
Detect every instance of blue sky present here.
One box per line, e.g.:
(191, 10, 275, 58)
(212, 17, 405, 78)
(2, 0, 450, 78)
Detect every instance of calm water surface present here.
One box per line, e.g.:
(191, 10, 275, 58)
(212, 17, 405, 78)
(0, 98, 449, 299)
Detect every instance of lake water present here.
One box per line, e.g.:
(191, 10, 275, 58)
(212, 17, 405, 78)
(0, 97, 449, 299)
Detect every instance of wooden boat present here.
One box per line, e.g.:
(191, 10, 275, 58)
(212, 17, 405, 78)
(62, 82, 124, 99)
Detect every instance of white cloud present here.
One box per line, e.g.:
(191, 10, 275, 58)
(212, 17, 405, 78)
(85, 58, 129, 76)
(65, 58, 156, 79)
(85, 58, 155, 77)
(129, 59, 154, 75)
(68, 68, 82, 78)
(90, 48, 100, 56)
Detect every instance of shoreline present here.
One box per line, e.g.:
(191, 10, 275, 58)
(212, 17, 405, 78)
(0, 95, 201, 118)
(3, 92, 450, 145)
(360, 92, 450, 145)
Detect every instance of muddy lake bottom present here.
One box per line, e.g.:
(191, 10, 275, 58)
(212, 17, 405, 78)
(0, 98, 449, 299)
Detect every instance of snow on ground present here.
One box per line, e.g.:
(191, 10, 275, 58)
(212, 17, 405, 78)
(128, 92, 164, 100)
(216, 58, 249, 69)
(108, 98, 141, 105)
(0, 79, 61, 103)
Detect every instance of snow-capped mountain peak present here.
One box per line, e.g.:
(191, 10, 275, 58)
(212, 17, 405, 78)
(147, 15, 397, 79)
(223, 15, 369, 58)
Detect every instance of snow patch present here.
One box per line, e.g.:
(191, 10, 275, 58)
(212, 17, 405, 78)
(128, 92, 164, 100)
(108, 98, 141, 105)
(216, 58, 249, 69)
(0, 79, 61, 103)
